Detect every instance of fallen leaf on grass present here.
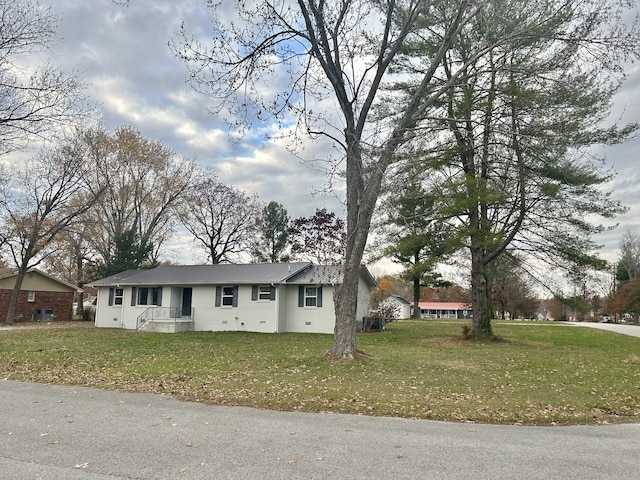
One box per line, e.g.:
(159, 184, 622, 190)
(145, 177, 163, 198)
(74, 463, 89, 469)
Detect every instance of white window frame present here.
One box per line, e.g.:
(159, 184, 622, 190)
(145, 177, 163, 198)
(258, 285, 272, 301)
(114, 288, 124, 305)
(304, 286, 318, 307)
(222, 286, 235, 307)
(27, 290, 36, 302)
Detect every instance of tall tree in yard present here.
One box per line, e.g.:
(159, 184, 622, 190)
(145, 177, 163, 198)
(252, 201, 290, 263)
(394, 0, 639, 336)
(81, 126, 195, 267)
(0, 142, 103, 324)
(376, 172, 455, 318)
(173, 0, 483, 358)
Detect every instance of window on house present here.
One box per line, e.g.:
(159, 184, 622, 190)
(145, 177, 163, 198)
(305, 287, 318, 307)
(27, 291, 35, 302)
(215, 286, 238, 307)
(136, 287, 162, 306)
(252, 285, 276, 301)
(109, 288, 124, 306)
(298, 285, 323, 308)
(258, 286, 272, 300)
(222, 286, 234, 306)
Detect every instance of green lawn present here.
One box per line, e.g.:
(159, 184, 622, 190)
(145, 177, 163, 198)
(1, 320, 639, 425)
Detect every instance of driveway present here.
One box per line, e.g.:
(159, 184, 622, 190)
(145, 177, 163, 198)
(1, 380, 639, 479)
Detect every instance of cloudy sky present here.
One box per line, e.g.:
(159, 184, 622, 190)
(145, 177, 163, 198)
(29, 1, 640, 270)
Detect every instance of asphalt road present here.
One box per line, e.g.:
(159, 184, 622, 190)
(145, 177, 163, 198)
(1, 380, 639, 479)
(567, 322, 640, 338)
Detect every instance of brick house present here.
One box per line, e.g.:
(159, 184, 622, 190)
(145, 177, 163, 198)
(0, 268, 79, 322)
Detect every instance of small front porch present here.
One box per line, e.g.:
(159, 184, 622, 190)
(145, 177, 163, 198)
(136, 307, 194, 333)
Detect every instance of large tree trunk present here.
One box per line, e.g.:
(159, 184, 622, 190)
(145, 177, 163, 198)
(4, 267, 28, 324)
(75, 241, 85, 317)
(330, 263, 360, 359)
(326, 134, 380, 359)
(469, 246, 493, 336)
(412, 276, 421, 319)
(327, 206, 373, 358)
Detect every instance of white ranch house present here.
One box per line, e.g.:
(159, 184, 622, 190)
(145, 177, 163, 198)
(90, 262, 377, 334)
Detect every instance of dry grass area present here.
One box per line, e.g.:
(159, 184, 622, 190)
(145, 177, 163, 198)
(1, 320, 639, 425)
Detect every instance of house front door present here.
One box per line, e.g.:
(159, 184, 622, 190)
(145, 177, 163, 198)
(181, 288, 192, 317)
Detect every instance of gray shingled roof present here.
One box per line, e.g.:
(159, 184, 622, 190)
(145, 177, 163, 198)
(287, 265, 378, 289)
(89, 262, 378, 290)
(89, 262, 313, 287)
(286, 265, 343, 285)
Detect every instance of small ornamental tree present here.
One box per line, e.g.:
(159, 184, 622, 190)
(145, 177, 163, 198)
(289, 209, 345, 265)
(606, 275, 640, 320)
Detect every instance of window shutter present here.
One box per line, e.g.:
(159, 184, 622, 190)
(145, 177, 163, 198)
(251, 285, 258, 301)
(298, 286, 304, 307)
(232, 286, 238, 307)
(270, 286, 276, 301)
(215, 286, 221, 307)
(317, 286, 323, 307)
(131, 287, 137, 306)
(108, 288, 114, 306)
(156, 287, 162, 306)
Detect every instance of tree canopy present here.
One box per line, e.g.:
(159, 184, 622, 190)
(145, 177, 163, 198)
(177, 170, 260, 264)
(289, 208, 346, 265)
(252, 201, 290, 263)
(0, 0, 91, 155)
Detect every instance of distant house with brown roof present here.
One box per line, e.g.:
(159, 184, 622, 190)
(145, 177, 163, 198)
(0, 268, 79, 322)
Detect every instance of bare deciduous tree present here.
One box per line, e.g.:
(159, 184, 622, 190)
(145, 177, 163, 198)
(81, 126, 196, 269)
(178, 170, 260, 264)
(0, 141, 103, 323)
(0, 0, 91, 154)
